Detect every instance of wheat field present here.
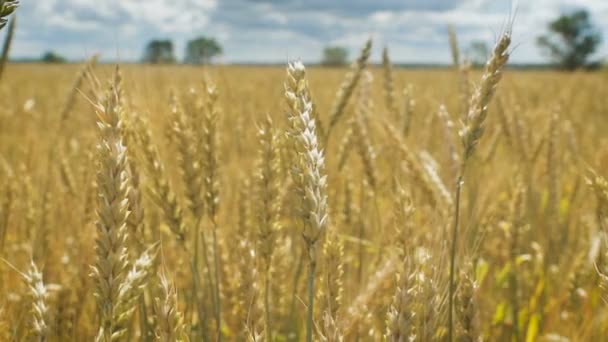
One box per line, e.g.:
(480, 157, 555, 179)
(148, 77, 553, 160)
(1, 31, 608, 342)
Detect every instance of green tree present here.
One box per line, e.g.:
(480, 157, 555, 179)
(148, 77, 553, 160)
(41, 51, 67, 63)
(142, 40, 176, 64)
(184, 37, 222, 64)
(537, 9, 602, 70)
(321, 46, 348, 66)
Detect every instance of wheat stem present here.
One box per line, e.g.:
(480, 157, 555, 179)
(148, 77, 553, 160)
(306, 259, 317, 342)
(448, 169, 464, 342)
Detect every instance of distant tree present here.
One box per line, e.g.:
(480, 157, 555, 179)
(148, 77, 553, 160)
(537, 9, 602, 70)
(322, 46, 348, 66)
(41, 51, 67, 63)
(184, 37, 222, 64)
(466, 41, 489, 67)
(142, 40, 176, 64)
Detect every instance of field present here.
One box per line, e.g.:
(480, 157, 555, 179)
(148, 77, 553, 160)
(2, 36, 608, 342)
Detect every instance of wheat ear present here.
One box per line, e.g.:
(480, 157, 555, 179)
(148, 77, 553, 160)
(352, 71, 377, 189)
(255, 116, 281, 341)
(169, 93, 204, 219)
(91, 68, 131, 342)
(0, 0, 18, 30)
(386, 261, 414, 342)
(401, 84, 415, 137)
(154, 273, 189, 341)
(24, 261, 50, 342)
(448, 24, 472, 117)
(382, 47, 399, 120)
(91, 68, 157, 341)
(132, 113, 187, 240)
(325, 38, 372, 144)
(455, 264, 479, 342)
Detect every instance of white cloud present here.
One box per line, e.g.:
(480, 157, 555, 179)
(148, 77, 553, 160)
(7, 0, 608, 63)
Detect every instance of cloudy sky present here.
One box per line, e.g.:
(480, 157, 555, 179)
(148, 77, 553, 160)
(10, 0, 608, 64)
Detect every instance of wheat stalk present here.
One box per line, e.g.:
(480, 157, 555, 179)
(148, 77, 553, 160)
(320, 230, 344, 341)
(91, 68, 157, 342)
(352, 71, 377, 189)
(437, 105, 460, 181)
(166, 91, 214, 335)
(201, 83, 223, 340)
(587, 168, 608, 231)
(169, 92, 204, 220)
(343, 257, 397, 338)
(0, 15, 15, 80)
(448, 29, 511, 342)
(122, 121, 146, 251)
(255, 115, 281, 340)
(459, 32, 511, 160)
(382, 47, 399, 120)
(90, 69, 132, 342)
(131, 113, 187, 240)
(25, 261, 50, 342)
(386, 262, 414, 342)
(0, 172, 14, 254)
(154, 273, 189, 341)
(285, 60, 329, 342)
(509, 183, 526, 342)
(448, 24, 472, 118)
(401, 84, 415, 137)
(392, 186, 415, 259)
(382, 120, 452, 210)
(325, 38, 372, 143)
(61, 54, 100, 126)
(455, 264, 479, 342)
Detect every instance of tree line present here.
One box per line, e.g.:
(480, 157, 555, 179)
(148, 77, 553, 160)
(37, 9, 603, 70)
(137, 9, 605, 70)
(142, 36, 222, 64)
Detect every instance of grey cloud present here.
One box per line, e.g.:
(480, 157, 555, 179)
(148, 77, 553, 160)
(244, 0, 460, 15)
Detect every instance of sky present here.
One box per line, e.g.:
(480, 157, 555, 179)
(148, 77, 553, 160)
(9, 0, 608, 64)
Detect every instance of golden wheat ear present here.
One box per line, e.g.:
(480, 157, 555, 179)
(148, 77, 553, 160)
(90, 68, 132, 341)
(253, 115, 281, 340)
(382, 46, 399, 121)
(325, 38, 372, 144)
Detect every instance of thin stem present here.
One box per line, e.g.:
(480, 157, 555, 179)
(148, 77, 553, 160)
(194, 218, 201, 278)
(306, 257, 317, 342)
(211, 221, 222, 341)
(138, 295, 151, 341)
(189, 218, 216, 340)
(510, 215, 521, 342)
(357, 218, 364, 287)
(288, 244, 304, 337)
(189, 218, 201, 336)
(200, 229, 216, 313)
(357, 180, 366, 287)
(264, 269, 272, 341)
(448, 165, 466, 342)
(187, 218, 215, 340)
